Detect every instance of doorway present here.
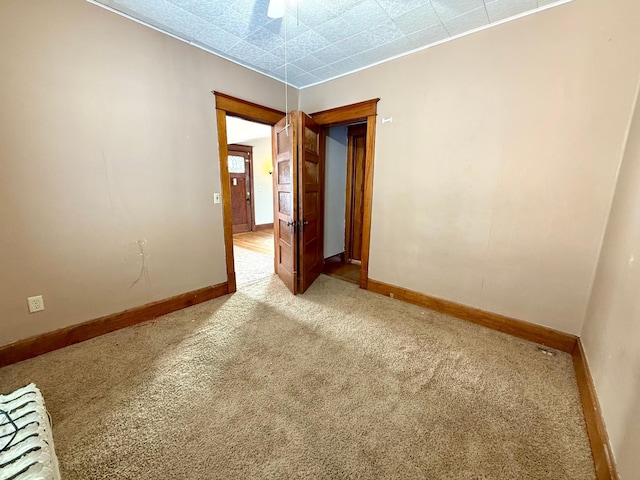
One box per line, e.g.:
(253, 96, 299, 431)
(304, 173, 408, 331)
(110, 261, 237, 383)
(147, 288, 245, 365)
(311, 99, 379, 290)
(213, 92, 283, 293)
(323, 123, 366, 285)
(214, 92, 379, 295)
(225, 115, 276, 288)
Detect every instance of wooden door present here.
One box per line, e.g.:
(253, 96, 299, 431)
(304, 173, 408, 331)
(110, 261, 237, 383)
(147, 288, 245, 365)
(345, 125, 366, 261)
(228, 146, 252, 233)
(272, 111, 324, 295)
(297, 112, 324, 293)
(272, 113, 298, 294)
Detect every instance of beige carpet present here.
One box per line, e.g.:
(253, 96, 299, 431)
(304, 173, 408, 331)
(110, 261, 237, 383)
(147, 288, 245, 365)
(0, 275, 594, 479)
(233, 245, 274, 287)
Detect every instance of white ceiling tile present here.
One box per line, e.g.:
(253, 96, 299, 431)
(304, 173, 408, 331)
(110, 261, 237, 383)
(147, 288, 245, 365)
(322, 0, 368, 15)
(285, 30, 331, 62)
(161, 3, 210, 39)
(332, 33, 374, 58)
(210, 8, 252, 38)
(486, 0, 537, 22)
(357, 35, 418, 65)
(312, 44, 345, 64)
(268, 43, 286, 59)
(165, 0, 227, 23)
(251, 51, 284, 72)
(442, 7, 489, 36)
(230, 0, 265, 16)
(244, 28, 284, 52)
(288, 71, 321, 87)
(93, 0, 568, 88)
(226, 41, 269, 66)
(314, 17, 352, 43)
(360, 19, 405, 47)
(193, 24, 242, 53)
(308, 64, 342, 81)
(273, 63, 306, 81)
(264, 15, 309, 40)
(326, 56, 365, 75)
(392, 3, 442, 35)
(291, 54, 326, 72)
(355, 48, 390, 67)
(431, 0, 486, 20)
(406, 23, 449, 47)
(292, 2, 337, 29)
(375, 0, 430, 18)
(340, 0, 391, 35)
(109, 0, 166, 24)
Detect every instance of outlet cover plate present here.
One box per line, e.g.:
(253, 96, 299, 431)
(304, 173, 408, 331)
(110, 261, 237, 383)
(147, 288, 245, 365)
(27, 295, 45, 313)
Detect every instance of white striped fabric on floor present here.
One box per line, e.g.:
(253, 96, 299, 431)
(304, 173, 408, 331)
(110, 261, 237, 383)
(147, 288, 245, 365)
(0, 384, 60, 480)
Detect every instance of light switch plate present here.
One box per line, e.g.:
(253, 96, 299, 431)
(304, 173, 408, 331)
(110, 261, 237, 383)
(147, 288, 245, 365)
(214, 193, 221, 204)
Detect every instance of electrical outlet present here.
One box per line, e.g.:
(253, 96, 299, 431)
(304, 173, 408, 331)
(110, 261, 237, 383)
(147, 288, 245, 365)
(27, 295, 45, 313)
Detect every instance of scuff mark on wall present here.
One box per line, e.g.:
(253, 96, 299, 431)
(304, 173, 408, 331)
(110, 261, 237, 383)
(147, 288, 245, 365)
(129, 239, 150, 293)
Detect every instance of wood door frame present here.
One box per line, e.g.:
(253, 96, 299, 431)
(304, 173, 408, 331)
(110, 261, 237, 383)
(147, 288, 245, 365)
(311, 98, 379, 289)
(228, 144, 255, 232)
(213, 92, 284, 293)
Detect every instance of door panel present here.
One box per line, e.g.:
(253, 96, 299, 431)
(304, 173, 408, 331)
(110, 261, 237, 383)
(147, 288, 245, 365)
(298, 113, 324, 294)
(230, 176, 249, 233)
(228, 148, 252, 233)
(272, 113, 297, 294)
(272, 111, 325, 295)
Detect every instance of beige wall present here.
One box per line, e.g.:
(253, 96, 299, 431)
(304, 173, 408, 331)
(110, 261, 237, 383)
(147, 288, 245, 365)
(301, 0, 640, 334)
(581, 84, 640, 478)
(0, 0, 292, 346)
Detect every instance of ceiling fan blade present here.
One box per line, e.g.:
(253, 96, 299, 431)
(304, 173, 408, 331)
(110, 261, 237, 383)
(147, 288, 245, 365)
(267, 0, 285, 19)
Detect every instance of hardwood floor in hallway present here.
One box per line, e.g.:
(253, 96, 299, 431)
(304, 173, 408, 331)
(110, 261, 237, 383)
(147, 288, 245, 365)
(233, 230, 274, 256)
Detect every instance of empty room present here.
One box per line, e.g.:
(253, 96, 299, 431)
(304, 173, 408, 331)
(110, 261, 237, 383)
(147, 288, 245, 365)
(0, 0, 638, 479)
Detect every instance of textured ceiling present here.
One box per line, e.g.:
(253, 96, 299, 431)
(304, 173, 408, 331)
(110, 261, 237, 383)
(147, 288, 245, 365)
(91, 0, 569, 88)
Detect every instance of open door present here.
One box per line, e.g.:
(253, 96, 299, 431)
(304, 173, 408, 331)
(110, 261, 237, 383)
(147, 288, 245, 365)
(273, 112, 298, 294)
(272, 111, 324, 295)
(297, 112, 324, 293)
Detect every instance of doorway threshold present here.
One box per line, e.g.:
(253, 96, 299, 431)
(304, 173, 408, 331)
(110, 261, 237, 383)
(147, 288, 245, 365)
(323, 254, 360, 285)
